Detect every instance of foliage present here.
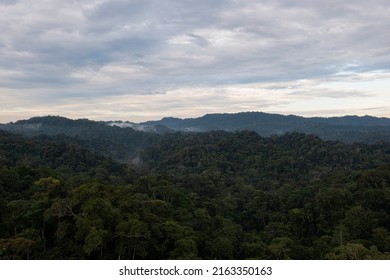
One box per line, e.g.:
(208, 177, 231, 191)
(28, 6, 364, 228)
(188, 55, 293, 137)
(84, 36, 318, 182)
(0, 127, 389, 259)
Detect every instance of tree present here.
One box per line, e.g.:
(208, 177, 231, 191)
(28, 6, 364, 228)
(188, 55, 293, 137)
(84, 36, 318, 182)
(116, 218, 150, 260)
(83, 226, 108, 258)
(343, 206, 376, 240)
(0, 237, 36, 260)
(268, 237, 295, 260)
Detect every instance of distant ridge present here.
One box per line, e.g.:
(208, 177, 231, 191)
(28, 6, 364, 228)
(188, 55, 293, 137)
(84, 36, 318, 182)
(2, 112, 390, 144)
(140, 112, 390, 142)
(0, 115, 160, 163)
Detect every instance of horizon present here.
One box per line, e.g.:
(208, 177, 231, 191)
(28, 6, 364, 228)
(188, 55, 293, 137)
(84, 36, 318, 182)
(1, 110, 389, 125)
(1, 1, 390, 123)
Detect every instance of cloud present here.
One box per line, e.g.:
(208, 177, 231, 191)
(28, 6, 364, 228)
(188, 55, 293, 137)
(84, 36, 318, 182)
(0, 0, 19, 6)
(1, 0, 390, 122)
(2, 72, 387, 124)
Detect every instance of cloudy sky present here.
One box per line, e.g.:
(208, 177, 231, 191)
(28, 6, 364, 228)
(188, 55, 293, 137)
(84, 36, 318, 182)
(1, 0, 390, 122)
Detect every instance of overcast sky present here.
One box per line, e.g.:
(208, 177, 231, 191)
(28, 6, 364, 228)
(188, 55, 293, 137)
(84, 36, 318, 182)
(1, 0, 390, 122)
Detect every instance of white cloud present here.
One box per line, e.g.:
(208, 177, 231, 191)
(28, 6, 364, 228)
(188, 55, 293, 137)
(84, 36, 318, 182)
(70, 63, 152, 86)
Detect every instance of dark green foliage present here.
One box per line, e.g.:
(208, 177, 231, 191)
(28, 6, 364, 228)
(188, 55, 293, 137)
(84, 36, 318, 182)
(0, 116, 160, 163)
(0, 126, 389, 260)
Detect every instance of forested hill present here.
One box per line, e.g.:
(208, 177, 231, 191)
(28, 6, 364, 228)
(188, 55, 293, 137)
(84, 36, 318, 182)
(1, 127, 389, 260)
(0, 128, 129, 214)
(141, 112, 390, 143)
(0, 116, 160, 163)
(0, 129, 127, 183)
(2, 113, 390, 160)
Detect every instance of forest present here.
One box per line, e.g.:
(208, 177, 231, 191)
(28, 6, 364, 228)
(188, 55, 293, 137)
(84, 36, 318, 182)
(0, 118, 390, 260)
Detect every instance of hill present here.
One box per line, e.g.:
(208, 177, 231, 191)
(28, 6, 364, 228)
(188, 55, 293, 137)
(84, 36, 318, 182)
(0, 116, 160, 163)
(141, 112, 390, 143)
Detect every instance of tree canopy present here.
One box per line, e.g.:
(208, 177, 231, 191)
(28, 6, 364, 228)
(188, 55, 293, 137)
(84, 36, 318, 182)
(0, 128, 389, 259)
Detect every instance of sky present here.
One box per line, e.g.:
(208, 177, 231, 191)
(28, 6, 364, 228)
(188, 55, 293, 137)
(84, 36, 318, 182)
(1, 0, 390, 123)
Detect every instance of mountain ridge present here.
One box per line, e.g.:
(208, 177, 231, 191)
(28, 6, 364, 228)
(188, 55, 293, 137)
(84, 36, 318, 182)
(1, 111, 390, 161)
(2, 112, 390, 143)
(139, 111, 390, 142)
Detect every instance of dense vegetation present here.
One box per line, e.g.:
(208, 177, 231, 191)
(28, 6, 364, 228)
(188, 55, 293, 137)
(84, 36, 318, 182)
(0, 121, 389, 260)
(0, 116, 159, 163)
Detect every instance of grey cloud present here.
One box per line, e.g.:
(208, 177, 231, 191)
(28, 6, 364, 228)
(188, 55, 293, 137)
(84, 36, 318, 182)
(3, 0, 389, 89)
(0, 0, 19, 6)
(87, 0, 149, 20)
(1, 0, 390, 122)
(185, 33, 210, 47)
